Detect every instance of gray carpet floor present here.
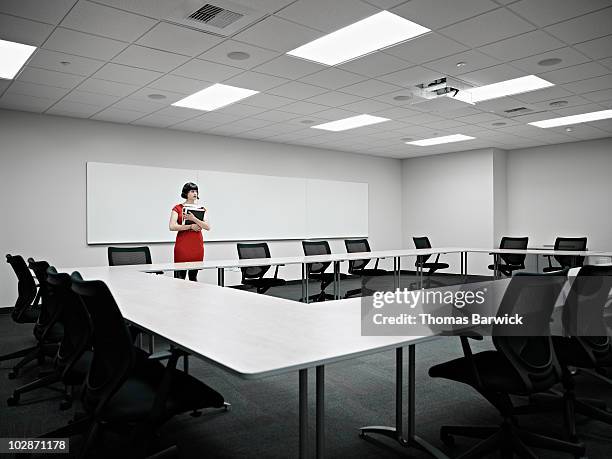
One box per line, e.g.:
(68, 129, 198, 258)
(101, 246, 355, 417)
(1, 274, 611, 458)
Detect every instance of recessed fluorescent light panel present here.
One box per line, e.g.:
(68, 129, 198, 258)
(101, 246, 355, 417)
(406, 134, 475, 146)
(311, 114, 390, 132)
(0, 39, 37, 79)
(456, 75, 553, 104)
(172, 83, 259, 111)
(528, 109, 612, 128)
(287, 11, 430, 66)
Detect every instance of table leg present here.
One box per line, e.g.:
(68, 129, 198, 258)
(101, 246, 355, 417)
(217, 268, 224, 287)
(301, 263, 306, 303)
(316, 365, 325, 459)
(393, 257, 400, 290)
(464, 252, 469, 282)
(299, 369, 308, 459)
(305, 264, 310, 304)
(333, 261, 340, 300)
(360, 346, 448, 459)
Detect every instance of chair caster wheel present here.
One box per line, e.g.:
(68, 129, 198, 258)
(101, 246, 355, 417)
(440, 432, 455, 447)
(190, 410, 202, 417)
(7, 395, 19, 406)
(8, 371, 17, 380)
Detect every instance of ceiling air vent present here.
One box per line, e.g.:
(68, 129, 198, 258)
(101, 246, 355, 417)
(187, 3, 243, 28)
(504, 107, 533, 115)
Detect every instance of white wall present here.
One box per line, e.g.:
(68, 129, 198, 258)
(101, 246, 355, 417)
(402, 149, 498, 275)
(506, 137, 612, 250)
(0, 109, 403, 308)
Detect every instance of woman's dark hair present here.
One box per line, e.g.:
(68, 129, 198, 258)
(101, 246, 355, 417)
(181, 182, 199, 199)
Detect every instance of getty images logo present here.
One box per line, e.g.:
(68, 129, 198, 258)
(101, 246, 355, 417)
(372, 288, 487, 309)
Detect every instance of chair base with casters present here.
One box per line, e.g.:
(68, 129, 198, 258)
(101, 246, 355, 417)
(344, 268, 389, 299)
(302, 272, 348, 302)
(487, 263, 525, 277)
(242, 277, 286, 294)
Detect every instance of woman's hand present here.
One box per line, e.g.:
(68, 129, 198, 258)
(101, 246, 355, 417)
(186, 211, 201, 223)
(190, 224, 202, 232)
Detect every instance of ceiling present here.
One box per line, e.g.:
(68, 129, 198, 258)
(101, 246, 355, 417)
(1, 0, 611, 158)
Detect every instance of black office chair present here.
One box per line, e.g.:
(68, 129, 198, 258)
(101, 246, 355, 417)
(302, 240, 347, 302)
(36, 272, 226, 458)
(543, 237, 587, 272)
(0, 255, 41, 371)
(236, 242, 286, 294)
(344, 239, 389, 298)
(7, 266, 92, 408)
(488, 236, 528, 277)
(413, 237, 449, 287)
(429, 271, 585, 458)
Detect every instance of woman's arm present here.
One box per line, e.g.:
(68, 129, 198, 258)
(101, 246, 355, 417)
(186, 209, 210, 231)
(169, 210, 197, 232)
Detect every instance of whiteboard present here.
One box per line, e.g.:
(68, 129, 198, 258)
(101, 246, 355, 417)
(87, 162, 368, 244)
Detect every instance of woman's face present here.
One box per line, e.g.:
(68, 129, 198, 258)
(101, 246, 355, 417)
(187, 189, 198, 200)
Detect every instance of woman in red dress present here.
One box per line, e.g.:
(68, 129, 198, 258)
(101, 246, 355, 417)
(169, 182, 209, 281)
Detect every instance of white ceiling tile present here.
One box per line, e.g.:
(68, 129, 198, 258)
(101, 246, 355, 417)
(429, 119, 469, 129)
(378, 66, 441, 86)
(550, 102, 607, 116)
(172, 59, 243, 82)
(313, 107, 365, 120)
(76, 78, 139, 97)
(529, 94, 592, 111)
(340, 79, 402, 97)
(17, 67, 85, 89)
(382, 33, 468, 64)
(60, 1, 157, 42)
(253, 110, 301, 122)
(223, 71, 288, 91)
(575, 35, 612, 60)
(153, 106, 201, 120)
(240, 93, 295, 109)
(170, 118, 224, 132)
(233, 16, 321, 53)
(131, 114, 183, 128)
(424, 50, 501, 76)
(439, 9, 535, 47)
(508, 0, 612, 27)
(473, 96, 533, 113)
(339, 99, 394, 113)
(509, 47, 590, 74)
(92, 63, 163, 86)
(136, 23, 223, 57)
(253, 55, 325, 80)
(62, 90, 121, 106)
(27, 49, 105, 76)
(275, 0, 379, 32)
(478, 30, 565, 61)
(277, 100, 330, 115)
(91, 107, 146, 123)
(540, 62, 610, 84)
(299, 68, 366, 90)
(600, 57, 612, 70)
(112, 45, 190, 72)
(110, 98, 163, 113)
(562, 75, 612, 94)
(214, 103, 267, 117)
(268, 81, 328, 99)
(401, 112, 448, 124)
(459, 64, 527, 86)
(587, 119, 612, 132)
(0, 93, 56, 112)
(512, 85, 574, 103)
(7, 81, 71, 99)
(455, 112, 508, 124)
(0, 0, 77, 25)
(582, 88, 612, 102)
(545, 7, 612, 44)
(225, 118, 274, 130)
(0, 13, 53, 46)
(197, 40, 280, 70)
(196, 112, 243, 125)
(392, 0, 498, 29)
(44, 28, 127, 60)
(127, 88, 185, 105)
(148, 75, 210, 95)
(372, 105, 425, 118)
(337, 52, 411, 78)
(46, 100, 103, 117)
(305, 91, 363, 107)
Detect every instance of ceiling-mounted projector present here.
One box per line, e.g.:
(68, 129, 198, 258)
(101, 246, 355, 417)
(413, 77, 472, 100)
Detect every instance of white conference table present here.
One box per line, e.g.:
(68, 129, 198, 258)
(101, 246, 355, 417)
(59, 265, 447, 459)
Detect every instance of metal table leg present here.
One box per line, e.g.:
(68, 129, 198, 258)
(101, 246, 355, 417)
(333, 261, 340, 300)
(393, 257, 400, 290)
(316, 365, 325, 459)
(217, 267, 224, 287)
(360, 346, 448, 459)
(299, 369, 308, 459)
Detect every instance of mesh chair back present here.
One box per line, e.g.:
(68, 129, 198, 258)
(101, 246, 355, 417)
(492, 271, 567, 392)
(562, 265, 612, 355)
(237, 242, 271, 279)
(28, 259, 58, 330)
(553, 237, 587, 269)
(47, 267, 91, 367)
(302, 240, 331, 274)
(413, 236, 432, 265)
(107, 246, 152, 266)
(6, 254, 38, 323)
(71, 272, 134, 415)
(499, 236, 528, 266)
(345, 239, 371, 273)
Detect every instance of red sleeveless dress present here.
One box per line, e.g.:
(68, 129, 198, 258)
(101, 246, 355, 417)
(173, 204, 204, 262)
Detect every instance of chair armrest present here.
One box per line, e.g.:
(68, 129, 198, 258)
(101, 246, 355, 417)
(460, 336, 484, 389)
(148, 350, 172, 361)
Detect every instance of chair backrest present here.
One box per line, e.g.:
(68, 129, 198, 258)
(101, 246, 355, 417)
(492, 271, 567, 393)
(71, 272, 135, 415)
(345, 239, 371, 273)
(562, 264, 612, 360)
(6, 254, 38, 323)
(107, 246, 152, 266)
(47, 267, 91, 369)
(28, 258, 59, 330)
(302, 240, 331, 274)
(553, 237, 587, 268)
(237, 242, 271, 279)
(499, 236, 529, 266)
(413, 236, 432, 265)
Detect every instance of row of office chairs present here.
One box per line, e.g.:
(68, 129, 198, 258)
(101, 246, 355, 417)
(2, 253, 226, 457)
